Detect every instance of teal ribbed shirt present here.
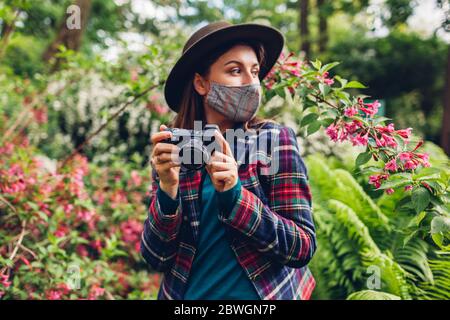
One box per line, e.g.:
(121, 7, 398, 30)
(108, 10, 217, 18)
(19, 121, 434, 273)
(181, 168, 260, 300)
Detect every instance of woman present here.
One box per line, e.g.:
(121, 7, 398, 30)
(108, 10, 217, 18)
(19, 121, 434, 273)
(141, 21, 317, 300)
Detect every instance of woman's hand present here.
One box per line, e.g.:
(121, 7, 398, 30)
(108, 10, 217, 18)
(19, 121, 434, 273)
(205, 130, 239, 192)
(150, 124, 181, 199)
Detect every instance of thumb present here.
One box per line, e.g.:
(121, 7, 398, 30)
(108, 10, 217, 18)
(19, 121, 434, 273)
(160, 124, 168, 131)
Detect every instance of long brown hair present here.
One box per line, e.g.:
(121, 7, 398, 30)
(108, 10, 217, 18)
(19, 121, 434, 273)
(169, 38, 276, 131)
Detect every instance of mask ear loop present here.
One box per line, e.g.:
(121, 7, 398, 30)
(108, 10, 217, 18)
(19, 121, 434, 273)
(209, 80, 261, 89)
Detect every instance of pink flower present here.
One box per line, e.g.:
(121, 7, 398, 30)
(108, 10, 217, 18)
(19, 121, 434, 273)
(32, 106, 48, 124)
(346, 120, 362, 133)
(360, 100, 380, 116)
(1, 274, 11, 288)
(110, 190, 128, 208)
(399, 152, 412, 161)
(76, 209, 96, 223)
(416, 153, 431, 167)
(55, 225, 69, 238)
(130, 68, 139, 82)
(324, 78, 334, 85)
(344, 106, 358, 117)
(0, 142, 14, 155)
(404, 160, 418, 170)
(39, 183, 53, 197)
(288, 86, 295, 95)
(369, 173, 389, 189)
(265, 80, 276, 90)
(38, 202, 51, 216)
(396, 127, 412, 140)
(351, 132, 369, 146)
(316, 71, 334, 85)
(289, 69, 301, 77)
(381, 133, 398, 148)
(46, 290, 63, 300)
(88, 285, 105, 300)
(56, 283, 71, 295)
(375, 123, 395, 133)
(375, 135, 386, 147)
(326, 124, 339, 142)
(404, 185, 413, 191)
(63, 204, 74, 215)
(76, 245, 89, 257)
(90, 239, 103, 252)
(120, 219, 143, 244)
(146, 101, 169, 115)
(386, 188, 395, 195)
(385, 159, 398, 172)
(94, 190, 106, 205)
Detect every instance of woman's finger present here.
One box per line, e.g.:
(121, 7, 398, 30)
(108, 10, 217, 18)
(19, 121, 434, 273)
(209, 161, 235, 172)
(151, 130, 172, 144)
(212, 170, 234, 183)
(156, 152, 180, 164)
(214, 130, 233, 158)
(153, 143, 179, 156)
(211, 150, 235, 164)
(157, 160, 181, 171)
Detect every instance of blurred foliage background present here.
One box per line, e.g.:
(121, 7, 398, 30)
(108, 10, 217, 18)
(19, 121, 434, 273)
(0, 0, 449, 300)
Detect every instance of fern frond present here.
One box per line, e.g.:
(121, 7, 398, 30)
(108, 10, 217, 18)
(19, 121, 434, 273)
(346, 290, 401, 300)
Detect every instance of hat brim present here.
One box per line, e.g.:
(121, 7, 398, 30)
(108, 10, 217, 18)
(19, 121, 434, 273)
(164, 23, 285, 113)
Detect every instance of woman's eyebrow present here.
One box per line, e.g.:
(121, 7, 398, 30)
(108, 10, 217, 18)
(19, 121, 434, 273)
(224, 60, 259, 67)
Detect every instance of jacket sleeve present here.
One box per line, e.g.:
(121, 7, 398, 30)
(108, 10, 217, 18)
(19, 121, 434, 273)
(217, 126, 316, 268)
(140, 169, 182, 272)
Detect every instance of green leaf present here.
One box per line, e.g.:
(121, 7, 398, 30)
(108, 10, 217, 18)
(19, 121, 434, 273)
(413, 167, 442, 179)
(307, 121, 322, 136)
(300, 113, 319, 127)
(355, 151, 372, 167)
(431, 216, 450, 234)
(274, 86, 286, 99)
(403, 230, 418, 247)
(311, 59, 322, 70)
(320, 62, 340, 73)
(377, 180, 410, 190)
(347, 290, 401, 300)
(411, 187, 431, 214)
(319, 83, 331, 97)
(320, 118, 335, 127)
(372, 117, 392, 124)
(334, 75, 348, 88)
(36, 210, 48, 222)
(344, 81, 367, 89)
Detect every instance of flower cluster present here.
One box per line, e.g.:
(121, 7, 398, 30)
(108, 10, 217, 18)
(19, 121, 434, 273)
(264, 52, 431, 195)
(0, 137, 154, 300)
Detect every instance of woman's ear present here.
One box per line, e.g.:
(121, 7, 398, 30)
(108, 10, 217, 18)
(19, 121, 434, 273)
(193, 73, 209, 96)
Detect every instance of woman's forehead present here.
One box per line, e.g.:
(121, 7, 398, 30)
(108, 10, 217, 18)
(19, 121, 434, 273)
(216, 44, 259, 66)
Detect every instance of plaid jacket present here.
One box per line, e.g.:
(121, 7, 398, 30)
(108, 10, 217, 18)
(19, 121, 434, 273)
(140, 121, 317, 300)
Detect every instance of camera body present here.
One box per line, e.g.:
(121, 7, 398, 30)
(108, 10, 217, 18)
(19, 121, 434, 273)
(161, 124, 222, 171)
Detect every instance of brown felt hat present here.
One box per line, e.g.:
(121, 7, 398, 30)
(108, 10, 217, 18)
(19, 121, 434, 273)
(164, 20, 285, 113)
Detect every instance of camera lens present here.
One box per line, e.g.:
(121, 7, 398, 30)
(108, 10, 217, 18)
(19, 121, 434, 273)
(179, 138, 209, 170)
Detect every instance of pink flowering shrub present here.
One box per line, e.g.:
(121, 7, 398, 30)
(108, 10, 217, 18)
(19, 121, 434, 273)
(264, 52, 449, 249)
(0, 134, 161, 299)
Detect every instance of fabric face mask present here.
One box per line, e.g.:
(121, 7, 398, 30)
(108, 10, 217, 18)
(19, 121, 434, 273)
(205, 80, 262, 122)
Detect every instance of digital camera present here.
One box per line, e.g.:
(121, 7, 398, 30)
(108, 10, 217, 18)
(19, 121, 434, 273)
(161, 124, 222, 171)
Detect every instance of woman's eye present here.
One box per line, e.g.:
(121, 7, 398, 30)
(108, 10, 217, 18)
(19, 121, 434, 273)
(229, 68, 259, 76)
